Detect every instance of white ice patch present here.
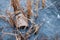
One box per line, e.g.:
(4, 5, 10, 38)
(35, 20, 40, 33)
(57, 14, 60, 19)
(47, 21, 50, 23)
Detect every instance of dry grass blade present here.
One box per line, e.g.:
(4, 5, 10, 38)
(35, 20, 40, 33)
(0, 15, 7, 21)
(6, 10, 15, 27)
(11, 0, 20, 12)
(35, 0, 40, 18)
(11, 0, 25, 16)
(27, 0, 32, 18)
(42, 0, 45, 8)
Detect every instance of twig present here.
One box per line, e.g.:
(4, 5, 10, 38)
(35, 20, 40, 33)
(2, 30, 25, 40)
(2, 31, 17, 36)
(0, 15, 7, 21)
(35, 0, 40, 18)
